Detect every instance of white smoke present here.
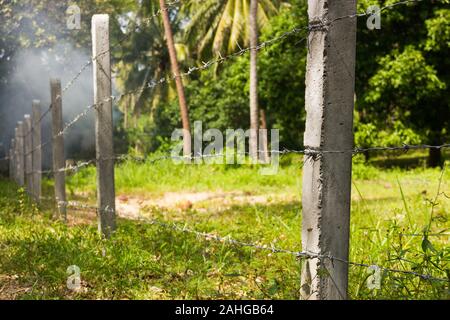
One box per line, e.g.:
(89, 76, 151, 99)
(0, 43, 95, 167)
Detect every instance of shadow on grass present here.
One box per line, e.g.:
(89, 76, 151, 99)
(0, 214, 301, 300)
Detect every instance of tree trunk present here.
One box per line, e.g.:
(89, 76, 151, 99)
(428, 147, 442, 168)
(259, 109, 269, 163)
(159, 0, 191, 157)
(249, 0, 259, 163)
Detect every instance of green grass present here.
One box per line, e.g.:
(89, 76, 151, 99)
(0, 155, 449, 300)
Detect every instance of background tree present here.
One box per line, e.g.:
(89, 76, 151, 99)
(356, 0, 450, 166)
(159, 0, 191, 157)
(249, 0, 259, 161)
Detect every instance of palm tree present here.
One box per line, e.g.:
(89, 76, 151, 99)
(114, 0, 191, 154)
(183, 0, 281, 59)
(249, 0, 259, 162)
(159, 0, 191, 157)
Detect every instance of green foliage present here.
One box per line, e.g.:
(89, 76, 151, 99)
(150, 1, 308, 151)
(356, 1, 450, 149)
(355, 118, 422, 150)
(365, 46, 445, 105)
(182, 0, 283, 60)
(425, 9, 450, 51)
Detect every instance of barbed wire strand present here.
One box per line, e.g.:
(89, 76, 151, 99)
(46, 199, 449, 284)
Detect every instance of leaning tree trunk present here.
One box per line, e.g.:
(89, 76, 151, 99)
(249, 0, 259, 163)
(159, 0, 191, 157)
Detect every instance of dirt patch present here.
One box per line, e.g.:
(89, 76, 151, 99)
(65, 191, 296, 224)
(0, 275, 32, 300)
(115, 191, 294, 219)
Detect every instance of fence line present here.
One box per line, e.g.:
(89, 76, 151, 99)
(3, 0, 449, 299)
(18, 143, 450, 176)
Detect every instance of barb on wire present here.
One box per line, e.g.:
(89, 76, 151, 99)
(25, 103, 97, 157)
(31, 159, 96, 175)
(65, 200, 98, 212)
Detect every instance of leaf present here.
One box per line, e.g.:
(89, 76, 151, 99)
(421, 237, 437, 253)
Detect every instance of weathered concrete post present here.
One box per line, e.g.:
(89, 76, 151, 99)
(300, 0, 357, 300)
(9, 146, 13, 180)
(32, 100, 42, 202)
(10, 139, 15, 181)
(92, 14, 116, 238)
(14, 130, 19, 184)
(24, 115, 33, 195)
(50, 79, 67, 220)
(16, 122, 25, 186)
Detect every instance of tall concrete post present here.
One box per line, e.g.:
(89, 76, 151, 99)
(24, 115, 33, 195)
(9, 146, 13, 180)
(10, 139, 15, 181)
(14, 130, 19, 184)
(92, 14, 116, 238)
(50, 79, 67, 220)
(32, 100, 42, 202)
(300, 0, 357, 300)
(16, 122, 25, 186)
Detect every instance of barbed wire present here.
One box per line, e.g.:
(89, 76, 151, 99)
(400, 232, 450, 237)
(19, 142, 450, 175)
(133, 216, 450, 283)
(45, 197, 449, 284)
(114, 143, 450, 164)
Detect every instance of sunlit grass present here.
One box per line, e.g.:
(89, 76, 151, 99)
(0, 154, 449, 299)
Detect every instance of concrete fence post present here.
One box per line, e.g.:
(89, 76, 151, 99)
(16, 122, 25, 187)
(9, 139, 15, 181)
(300, 0, 357, 300)
(8, 147, 12, 179)
(24, 115, 33, 195)
(32, 100, 42, 202)
(14, 130, 19, 184)
(50, 79, 67, 220)
(92, 14, 116, 238)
